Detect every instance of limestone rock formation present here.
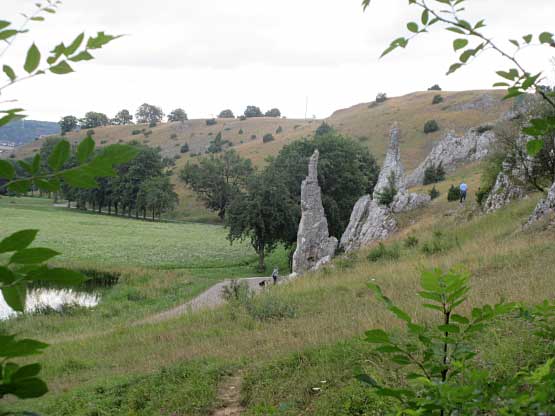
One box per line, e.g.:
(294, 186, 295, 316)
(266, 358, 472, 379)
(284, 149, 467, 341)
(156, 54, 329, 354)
(339, 195, 397, 253)
(406, 129, 496, 187)
(292, 150, 338, 274)
(483, 160, 528, 213)
(392, 192, 431, 213)
(526, 181, 555, 227)
(373, 123, 406, 198)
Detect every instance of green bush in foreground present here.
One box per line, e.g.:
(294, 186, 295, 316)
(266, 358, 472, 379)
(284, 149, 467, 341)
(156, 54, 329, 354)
(360, 267, 555, 415)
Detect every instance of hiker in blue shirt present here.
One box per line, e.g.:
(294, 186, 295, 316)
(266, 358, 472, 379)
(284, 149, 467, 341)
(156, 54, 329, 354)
(459, 182, 468, 203)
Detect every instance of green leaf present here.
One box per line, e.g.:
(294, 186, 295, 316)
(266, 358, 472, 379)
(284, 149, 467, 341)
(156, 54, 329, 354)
(447, 62, 463, 75)
(65, 32, 84, 56)
(450, 314, 469, 324)
(496, 69, 518, 81)
(27, 267, 86, 286)
(3, 64, 16, 81)
(61, 169, 98, 189)
(34, 178, 60, 192)
(0, 20, 10, 30)
(356, 374, 378, 387)
(31, 153, 41, 174)
(509, 39, 519, 48)
(526, 139, 545, 157)
(77, 136, 95, 163)
(48, 139, 70, 171)
(0, 159, 15, 179)
(375, 345, 402, 353)
(446, 27, 465, 35)
(8, 377, 48, 399)
(23, 43, 41, 74)
(438, 324, 460, 333)
(391, 355, 411, 365)
(365, 329, 390, 343)
(1, 284, 27, 312)
(30, 16, 45, 21)
(493, 82, 510, 87)
(12, 363, 41, 381)
(523, 34, 533, 44)
(0, 112, 25, 128)
(10, 248, 60, 264)
(0, 29, 18, 40)
(0, 230, 38, 253)
(421, 9, 429, 25)
(422, 303, 443, 311)
(69, 50, 94, 62)
(453, 39, 469, 51)
(388, 306, 411, 322)
(539, 32, 554, 45)
(407, 22, 419, 33)
(0, 337, 48, 358)
(0, 266, 16, 284)
(49, 60, 74, 74)
(86, 32, 121, 49)
(94, 143, 139, 166)
(8, 179, 31, 194)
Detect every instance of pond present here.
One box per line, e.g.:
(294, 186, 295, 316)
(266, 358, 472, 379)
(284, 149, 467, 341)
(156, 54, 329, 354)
(0, 288, 100, 320)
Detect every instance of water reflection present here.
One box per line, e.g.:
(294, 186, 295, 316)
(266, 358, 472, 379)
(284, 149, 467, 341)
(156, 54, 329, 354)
(0, 288, 99, 320)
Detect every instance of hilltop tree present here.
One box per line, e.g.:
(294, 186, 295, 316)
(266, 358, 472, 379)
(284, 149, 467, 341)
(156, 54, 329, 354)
(265, 108, 281, 117)
(244, 105, 263, 118)
(112, 109, 133, 125)
(226, 168, 297, 271)
(428, 84, 442, 91)
(376, 93, 388, 103)
(136, 103, 164, 125)
(59, 115, 78, 135)
(218, 109, 235, 118)
(80, 111, 109, 129)
(267, 132, 379, 240)
(180, 149, 254, 219)
(168, 108, 188, 122)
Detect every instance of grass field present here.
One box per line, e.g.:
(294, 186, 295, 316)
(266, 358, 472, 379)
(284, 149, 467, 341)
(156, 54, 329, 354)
(2, 159, 555, 415)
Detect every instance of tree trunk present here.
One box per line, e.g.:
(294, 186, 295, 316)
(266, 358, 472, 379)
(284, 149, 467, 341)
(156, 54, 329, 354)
(67, 200, 71, 208)
(257, 242, 265, 272)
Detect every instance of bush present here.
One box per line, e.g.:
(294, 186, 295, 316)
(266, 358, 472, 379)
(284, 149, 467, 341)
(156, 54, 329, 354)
(148, 121, 157, 128)
(421, 230, 458, 255)
(275, 126, 283, 134)
(262, 134, 274, 143)
(170, 133, 178, 140)
(423, 162, 446, 185)
(218, 109, 234, 118)
(376, 92, 388, 103)
(432, 94, 444, 105)
(429, 186, 440, 200)
(250, 134, 257, 140)
(131, 129, 141, 135)
(180, 143, 189, 154)
(245, 294, 297, 321)
(265, 108, 281, 118)
(86, 129, 95, 136)
(404, 235, 419, 248)
(367, 242, 400, 262)
(205, 118, 217, 126)
(476, 152, 504, 206)
(100, 140, 107, 145)
(239, 115, 247, 121)
(428, 84, 442, 91)
(447, 184, 461, 202)
(424, 120, 440, 134)
(375, 172, 398, 206)
(238, 129, 244, 135)
(315, 122, 334, 137)
(476, 124, 494, 134)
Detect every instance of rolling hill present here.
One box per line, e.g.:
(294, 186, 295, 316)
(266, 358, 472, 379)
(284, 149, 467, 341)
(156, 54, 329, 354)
(0, 119, 59, 146)
(9, 90, 514, 221)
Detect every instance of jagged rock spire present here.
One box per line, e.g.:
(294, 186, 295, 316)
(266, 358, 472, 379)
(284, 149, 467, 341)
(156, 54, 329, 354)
(292, 150, 338, 275)
(373, 123, 406, 199)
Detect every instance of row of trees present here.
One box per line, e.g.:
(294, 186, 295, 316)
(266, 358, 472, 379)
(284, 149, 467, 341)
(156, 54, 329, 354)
(59, 105, 188, 134)
(26, 138, 178, 220)
(180, 127, 380, 270)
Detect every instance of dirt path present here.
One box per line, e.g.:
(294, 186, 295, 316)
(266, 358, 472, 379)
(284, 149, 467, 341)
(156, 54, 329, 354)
(212, 373, 245, 416)
(137, 277, 270, 325)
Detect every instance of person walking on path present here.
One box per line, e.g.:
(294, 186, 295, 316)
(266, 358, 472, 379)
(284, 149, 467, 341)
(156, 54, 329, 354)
(459, 182, 468, 203)
(272, 267, 279, 285)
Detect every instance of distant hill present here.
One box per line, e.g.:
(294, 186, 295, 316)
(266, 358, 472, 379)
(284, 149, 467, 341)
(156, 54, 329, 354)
(10, 90, 514, 221)
(0, 119, 59, 146)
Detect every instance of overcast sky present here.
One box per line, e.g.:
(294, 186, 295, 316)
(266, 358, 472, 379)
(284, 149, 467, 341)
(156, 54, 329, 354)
(3, 0, 554, 121)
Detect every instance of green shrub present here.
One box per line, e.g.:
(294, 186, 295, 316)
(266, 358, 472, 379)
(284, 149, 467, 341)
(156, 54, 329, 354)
(376, 92, 387, 103)
(205, 118, 217, 126)
(100, 140, 107, 145)
(180, 143, 189, 154)
(428, 84, 442, 91)
(429, 186, 440, 200)
(238, 129, 244, 135)
(170, 133, 178, 140)
(432, 94, 444, 104)
(404, 235, 419, 248)
(131, 129, 141, 135)
(375, 172, 398, 206)
(239, 115, 247, 121)
(447, 184, 461, 201)
(86, 129, 95, 136)
(424, 119, 439, 133)
(262, 133, 275, 143)
(421, 230, 458, 255)
(245, 294, 297, 321)
(367, 242, 400, 262)
(476, 124, 494, 134)
(423, 162, 446, 185)
(250, 134, 257, 140)
(476, 153, 504, 206)
(148, 121, 157, 128)
(276, 126, 283, 134)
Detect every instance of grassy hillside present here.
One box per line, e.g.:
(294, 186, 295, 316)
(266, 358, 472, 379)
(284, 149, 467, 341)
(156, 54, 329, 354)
(9, 90, 513, 221)
(2, 160, 554, 415)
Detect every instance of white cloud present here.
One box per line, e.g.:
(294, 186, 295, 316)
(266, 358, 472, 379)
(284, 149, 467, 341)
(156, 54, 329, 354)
(1, 0, 554, 121)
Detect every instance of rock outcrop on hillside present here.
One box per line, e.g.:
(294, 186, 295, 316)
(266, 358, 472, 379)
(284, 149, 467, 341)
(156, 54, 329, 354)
(483, 159, 528, 213)
(406, 129, 496, 187)
(373, 123, 406, 198)
(292, 150, 338, 275)
(526, 182, 555, 227)
(339, 195, 397, 253)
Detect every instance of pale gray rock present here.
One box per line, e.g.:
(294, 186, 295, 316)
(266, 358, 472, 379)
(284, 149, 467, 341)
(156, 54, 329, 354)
(526, 181, 555, 226)
(373, 123, 406, 198)
(292, 150, 338, 275)
(406, 129, 496, 187)
(392, 192, 431, 213)
(484, 160, 527, 213)
(339, 195, 397, 253)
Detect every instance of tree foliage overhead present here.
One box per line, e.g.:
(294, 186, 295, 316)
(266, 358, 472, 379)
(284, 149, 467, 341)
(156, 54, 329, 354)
(180, 149, 254, 219)
(267, 132, 379, 240)
(168, 108, 188, 123)
(135, 103, 164, 125)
